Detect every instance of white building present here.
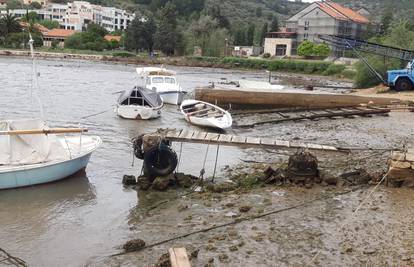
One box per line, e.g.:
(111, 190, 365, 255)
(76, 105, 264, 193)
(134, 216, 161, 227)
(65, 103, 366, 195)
(2, 1, 134, 32)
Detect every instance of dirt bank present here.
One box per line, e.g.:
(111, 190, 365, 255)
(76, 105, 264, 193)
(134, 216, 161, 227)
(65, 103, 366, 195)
(352, 85, 414, 103)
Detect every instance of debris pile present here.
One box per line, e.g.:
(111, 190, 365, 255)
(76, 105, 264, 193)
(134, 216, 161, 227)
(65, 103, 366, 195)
(387, 149, 414, 187)
(123, 173, 199, 191)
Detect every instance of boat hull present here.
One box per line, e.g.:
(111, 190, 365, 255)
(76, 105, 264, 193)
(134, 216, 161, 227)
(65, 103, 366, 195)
(116, 105, 162, 120)
(0, 152, 92, 189)
(159, 91, 185, 105)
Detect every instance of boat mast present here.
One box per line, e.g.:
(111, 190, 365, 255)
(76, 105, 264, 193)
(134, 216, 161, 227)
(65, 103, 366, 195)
(28, 32, 45, 119)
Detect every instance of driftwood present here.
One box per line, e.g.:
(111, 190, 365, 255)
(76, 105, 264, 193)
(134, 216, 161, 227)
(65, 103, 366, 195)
(0, 247, 27, 267)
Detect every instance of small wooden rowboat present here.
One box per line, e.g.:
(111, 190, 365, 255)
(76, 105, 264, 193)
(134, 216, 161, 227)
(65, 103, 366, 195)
(180, 100, 232, 130)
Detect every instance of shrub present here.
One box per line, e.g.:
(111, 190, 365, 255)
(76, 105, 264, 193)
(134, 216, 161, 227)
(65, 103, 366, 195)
(263, 52, 271, 58)
(341, 69, 357, 79)
(313, 43, 330, 57)
(112, 51, 135, 57)
(297, 40, 315, 57)
(354, 57, 400, 88)
(322, 64, 346, 76)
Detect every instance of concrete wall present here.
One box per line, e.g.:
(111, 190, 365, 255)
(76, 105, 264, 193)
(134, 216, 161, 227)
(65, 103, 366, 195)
(264, 38, 294, 57)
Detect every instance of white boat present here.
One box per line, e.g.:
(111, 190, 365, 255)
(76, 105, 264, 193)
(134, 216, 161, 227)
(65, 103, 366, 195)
(115, 86, 163, 120)
(180, 100, 233, 130)
(0, 119, 101, 189)
(136, 67, 186, 105)
(0, 35, 101, 190)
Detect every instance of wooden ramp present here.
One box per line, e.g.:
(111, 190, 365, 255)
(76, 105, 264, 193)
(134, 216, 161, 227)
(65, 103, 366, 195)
(163, 129, 345, 152)
(234, 106, 391, 128)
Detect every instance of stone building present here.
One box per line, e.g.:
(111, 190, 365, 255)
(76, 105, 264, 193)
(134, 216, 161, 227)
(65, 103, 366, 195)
(264, 1, 369, 57)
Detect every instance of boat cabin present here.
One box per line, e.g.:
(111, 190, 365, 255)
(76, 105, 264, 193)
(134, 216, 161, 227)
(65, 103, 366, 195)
(145, 76, 177, 87)
(118, 87, 162, 107)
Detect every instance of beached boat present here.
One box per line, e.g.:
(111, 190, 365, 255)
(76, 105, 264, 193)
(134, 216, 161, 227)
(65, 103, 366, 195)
(136, 67, 186, 105)
(0, 119, 101, 189)
(180, 100, 232, 130)
(115, 86, 163, 120)
(0, 35, 101, 190)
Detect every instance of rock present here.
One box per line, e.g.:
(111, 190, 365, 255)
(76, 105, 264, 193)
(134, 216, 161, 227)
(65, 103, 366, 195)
(206, 182, 237, 193)
(239, 205, 252, 213)
(155, 252, 170, 267)
(122, 175, 137, 186)
(320, 171, 338, 185)
(363, 248, 376, 255)
(340, 169, 372, 185)
(177, 204, 189, 212)
(287, 151, 319, 183)
(218, 253, 229, 262)
(151, 177, 170, 191)
(391, 151, 406, 161)
(406, 151, 414, 162)
(123, 239, 146, 252)
(175, 172, 196, 188)
(390, 160, 412, 169)
(229, 245, 238, 251)
(137, 175, 152, 190)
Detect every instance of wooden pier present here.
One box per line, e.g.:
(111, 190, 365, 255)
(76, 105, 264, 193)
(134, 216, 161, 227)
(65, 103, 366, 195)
(161, 129, 345, 152)
(234, 106, 391, 128)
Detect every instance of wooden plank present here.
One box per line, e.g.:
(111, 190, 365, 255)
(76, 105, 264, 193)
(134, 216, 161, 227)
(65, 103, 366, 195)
(181, 130, 195, 140)
(218, 134, 233, 143)
(246, 137, 261, 145)
(166, 129, 182, 139)
(305, 144, 324, 150)
(274, 139, 290, 147)
(191, 131, 208, 141)
(231, 135, 247, 144)
(169, 247, 191, 267)
(205, 132, 220, 141)
(260, 137, 275, 145)
(0, 128, 88, 135)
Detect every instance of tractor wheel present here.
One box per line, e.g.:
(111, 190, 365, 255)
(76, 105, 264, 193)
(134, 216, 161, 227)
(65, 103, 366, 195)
(395, 78, 413, 91)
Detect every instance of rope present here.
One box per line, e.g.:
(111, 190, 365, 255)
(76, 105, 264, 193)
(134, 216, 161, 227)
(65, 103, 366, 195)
(211, 145, 220, 182)
(175, 142, 183, 174)
(199, 143, 210, 180)
(110, 186, 362, 258)
(80, 106, 115, 120)
(0, 247, 27, 267)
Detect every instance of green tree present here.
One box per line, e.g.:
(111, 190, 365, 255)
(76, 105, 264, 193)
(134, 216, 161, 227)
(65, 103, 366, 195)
(125, 16, 156, 53)
(206, 5, 229, 29)
(233, 26, 246, 45)
(270, 17, 279, 32)
(0, 13, 21, 38)
(39, 20, 60, 29)
(246, 23, 255, 46)
(30, 1, 42, 9)
(255, 7, 262, 17)
(380, 10, 393, 34)
(382, 20, 414, 50)
(22, 11, 39, 23)
(190, 15, 218, 54)
(259, 22, 268, 46)
(6, 0, 22, 9)
(154, 2, 179, 55)
(86, 23, 107, 37)
(297, 40, 315, 57)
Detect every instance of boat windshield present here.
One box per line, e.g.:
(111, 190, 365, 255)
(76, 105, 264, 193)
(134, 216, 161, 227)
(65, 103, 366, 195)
(152, 77, 164, 83)
(406, 62, 412, 69)
(165, 77, 176, 84)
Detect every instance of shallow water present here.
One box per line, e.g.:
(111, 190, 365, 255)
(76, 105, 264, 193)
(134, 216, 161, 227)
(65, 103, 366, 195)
(0, 57, 276, 266)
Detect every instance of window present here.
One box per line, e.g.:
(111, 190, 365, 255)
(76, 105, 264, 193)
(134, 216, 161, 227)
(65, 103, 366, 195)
(304, 21, 309, 30)
(275, 44, 287, 56)
(146, 77, 151, 85)
(164, 77, 175, 84)
(152, 77, 164, 83)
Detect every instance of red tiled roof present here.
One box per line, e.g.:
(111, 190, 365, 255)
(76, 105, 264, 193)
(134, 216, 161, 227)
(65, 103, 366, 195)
(43, 29, 76, 38)
(316, 1, 369, 24)
(19, 22, 50, 34)
(104, 35, 121, 42)
(0, 0, 7, 4)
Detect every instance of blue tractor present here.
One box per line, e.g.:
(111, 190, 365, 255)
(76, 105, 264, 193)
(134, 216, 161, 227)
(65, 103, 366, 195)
(319, 35, 414, 91)
(387, 60, 414, 91)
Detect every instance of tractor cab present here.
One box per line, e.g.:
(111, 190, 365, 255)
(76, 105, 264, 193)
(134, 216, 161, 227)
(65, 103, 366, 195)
(387, 59, 414, 91)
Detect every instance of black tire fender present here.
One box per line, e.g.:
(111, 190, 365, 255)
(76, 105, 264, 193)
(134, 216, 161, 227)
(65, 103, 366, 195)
(143, 145, 178, 177)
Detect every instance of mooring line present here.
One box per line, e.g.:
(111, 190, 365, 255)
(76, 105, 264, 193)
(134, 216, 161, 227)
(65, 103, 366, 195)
(110, 186, 364, 258)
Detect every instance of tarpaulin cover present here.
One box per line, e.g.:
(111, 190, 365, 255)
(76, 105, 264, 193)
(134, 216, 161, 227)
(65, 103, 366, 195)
(0, 119, 70, 166)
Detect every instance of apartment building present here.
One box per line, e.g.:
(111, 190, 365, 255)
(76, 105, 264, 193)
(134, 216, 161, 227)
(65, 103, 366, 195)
(264, 1, 369, 57)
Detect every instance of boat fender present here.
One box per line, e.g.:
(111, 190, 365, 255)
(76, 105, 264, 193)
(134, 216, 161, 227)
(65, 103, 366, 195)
(132, 135, 144, 159)
(143, 144, 178, 177)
